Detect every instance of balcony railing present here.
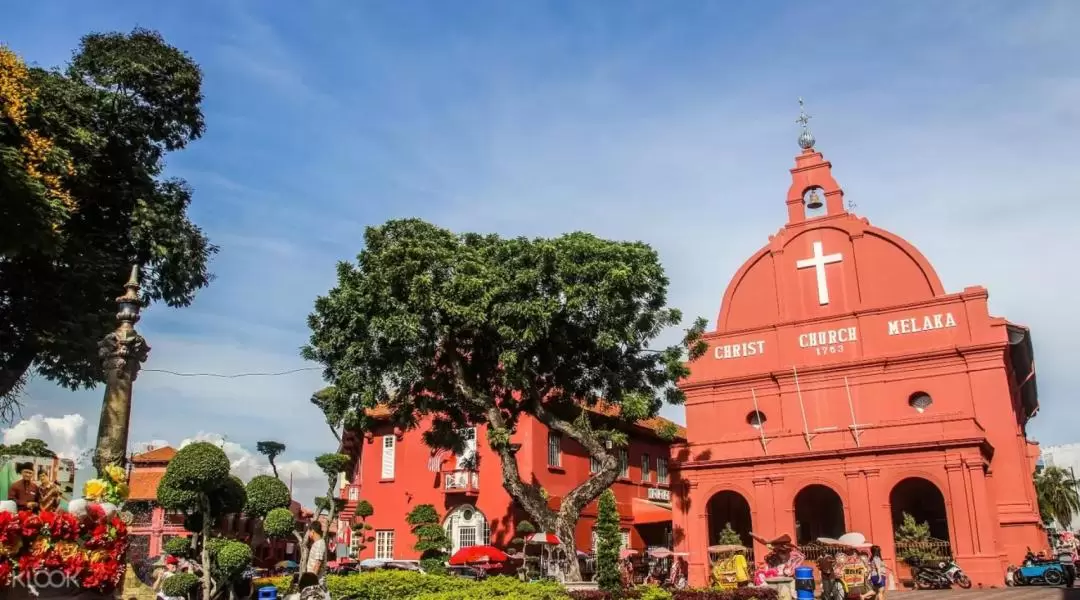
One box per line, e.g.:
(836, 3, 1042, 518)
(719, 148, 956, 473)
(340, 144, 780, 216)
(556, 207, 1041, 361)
(442, 469, 479, 495)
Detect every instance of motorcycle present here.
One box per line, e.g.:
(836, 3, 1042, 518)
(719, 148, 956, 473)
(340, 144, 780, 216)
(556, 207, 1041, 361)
(907, 557, 972, 589)
(1013, 550, 1067, 586)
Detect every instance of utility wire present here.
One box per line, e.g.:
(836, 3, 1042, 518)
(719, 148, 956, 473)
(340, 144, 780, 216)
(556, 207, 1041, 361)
(141, 367, 321, 378)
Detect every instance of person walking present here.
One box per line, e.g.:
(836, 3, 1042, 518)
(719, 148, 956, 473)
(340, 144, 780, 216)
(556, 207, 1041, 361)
(1057, 544, 1076, 588)
(862, 546, 887, 600)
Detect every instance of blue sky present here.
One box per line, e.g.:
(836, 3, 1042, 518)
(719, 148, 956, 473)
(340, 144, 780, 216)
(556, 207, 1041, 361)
(2, 1, 1078, 506)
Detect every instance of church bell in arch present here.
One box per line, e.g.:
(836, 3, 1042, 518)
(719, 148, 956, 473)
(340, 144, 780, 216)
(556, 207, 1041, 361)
(805, 188, 823, 210)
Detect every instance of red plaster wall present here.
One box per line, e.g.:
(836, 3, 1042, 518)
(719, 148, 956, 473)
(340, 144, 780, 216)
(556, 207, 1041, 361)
(337, 415, 673, 561)
(675, 147, 1045, 589)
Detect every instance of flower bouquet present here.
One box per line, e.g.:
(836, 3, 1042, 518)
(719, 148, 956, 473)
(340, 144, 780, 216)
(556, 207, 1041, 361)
(0, 499, 129, 597)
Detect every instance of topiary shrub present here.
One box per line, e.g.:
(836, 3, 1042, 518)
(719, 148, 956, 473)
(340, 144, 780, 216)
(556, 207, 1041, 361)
(164, 536, 193, 558)
(407, 504, 452, 573)
(167, 442, 231, 490)
(263, 506, 297, 538)
(245, 474, 292, 517)
(161, 572, 200, 598)
(216, 540, 254, 580)
(411, 576, 570, 599)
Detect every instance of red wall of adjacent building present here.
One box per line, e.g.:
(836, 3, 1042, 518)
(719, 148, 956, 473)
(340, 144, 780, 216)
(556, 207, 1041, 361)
(335, 414, 676, 561)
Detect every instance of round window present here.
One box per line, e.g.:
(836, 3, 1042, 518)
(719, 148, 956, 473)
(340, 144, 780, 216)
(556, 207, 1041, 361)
(908, 392, 933, 413)
(746, 411, 767, 429)
(462, 509, 474, 522)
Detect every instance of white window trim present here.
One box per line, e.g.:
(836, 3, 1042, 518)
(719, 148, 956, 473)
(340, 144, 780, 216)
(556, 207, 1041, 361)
(375, 530, 394, 560)
(619, 449, 629, 478)
(641, 453, 651, 482)
(381, 435, 396, 479)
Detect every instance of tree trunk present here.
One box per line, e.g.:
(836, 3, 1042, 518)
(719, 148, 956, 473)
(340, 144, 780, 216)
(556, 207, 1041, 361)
(295, 531, 310, 573)
(201, 493, 213, 600)
(270, 461, 279, 478)
(0, 345, 35, 411)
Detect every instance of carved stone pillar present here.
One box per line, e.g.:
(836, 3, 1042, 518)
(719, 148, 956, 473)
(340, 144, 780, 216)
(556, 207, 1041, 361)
(93, 266, 151, 475)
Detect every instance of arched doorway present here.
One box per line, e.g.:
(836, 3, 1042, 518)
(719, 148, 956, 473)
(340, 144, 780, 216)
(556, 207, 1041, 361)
(794, 484, 846, 544)
(706, 490, 753, 548)
(890, 477, 950, 541)
(444, 504, 491, 554)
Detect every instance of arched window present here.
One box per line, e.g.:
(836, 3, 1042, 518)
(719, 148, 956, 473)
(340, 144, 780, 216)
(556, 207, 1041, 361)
(444, 505, 489, 553)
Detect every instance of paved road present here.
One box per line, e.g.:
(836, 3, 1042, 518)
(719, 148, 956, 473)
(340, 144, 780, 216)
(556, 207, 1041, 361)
(895, 589, 1080, 600)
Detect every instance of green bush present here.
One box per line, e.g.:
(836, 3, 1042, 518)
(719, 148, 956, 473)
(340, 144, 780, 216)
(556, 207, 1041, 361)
(244, 474, 292, 518)
(325, 572, 574, 600)
(412, 576, 569, 600)
(163, 536, 192, 557)
(216, 540, 254, 578)
(639, 585, 673, 600)
(252, 576, 292, 596)
(264, 506, 296, 538)
(326, 570, 471, 600)
(161, 572, 200, 597)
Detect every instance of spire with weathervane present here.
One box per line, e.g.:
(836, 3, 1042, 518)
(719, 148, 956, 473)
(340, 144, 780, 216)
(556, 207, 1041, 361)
(796, 97, 815, 151)
(786, 98, 846, 224)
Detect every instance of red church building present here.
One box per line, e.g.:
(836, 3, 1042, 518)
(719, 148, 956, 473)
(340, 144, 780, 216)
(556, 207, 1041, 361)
(671, 112, 1046, 587)
(335, 406, 680, 561)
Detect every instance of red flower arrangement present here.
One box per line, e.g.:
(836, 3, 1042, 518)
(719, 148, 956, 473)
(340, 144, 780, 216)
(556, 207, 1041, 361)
(0, 504, 128, 593)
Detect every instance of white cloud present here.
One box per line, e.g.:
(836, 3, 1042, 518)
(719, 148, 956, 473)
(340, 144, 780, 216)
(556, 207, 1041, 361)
(2, 414, 91, 464)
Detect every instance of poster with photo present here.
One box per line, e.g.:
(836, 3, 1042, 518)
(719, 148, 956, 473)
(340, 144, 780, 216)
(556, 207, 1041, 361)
(0, 455, 77, 511)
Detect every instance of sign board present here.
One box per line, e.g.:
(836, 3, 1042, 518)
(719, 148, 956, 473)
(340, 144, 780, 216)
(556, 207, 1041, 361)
(0, 455, 76, 511)
(647, 487, 671, 502)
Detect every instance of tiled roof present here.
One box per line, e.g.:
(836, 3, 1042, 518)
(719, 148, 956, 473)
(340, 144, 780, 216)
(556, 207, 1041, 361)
(131, 446, 177, 463)
(128, 469, 165, 501)
(361, 401, 685, 440)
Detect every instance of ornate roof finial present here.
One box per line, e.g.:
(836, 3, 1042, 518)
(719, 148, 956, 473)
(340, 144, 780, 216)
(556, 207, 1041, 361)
(796, 97, 815, 150)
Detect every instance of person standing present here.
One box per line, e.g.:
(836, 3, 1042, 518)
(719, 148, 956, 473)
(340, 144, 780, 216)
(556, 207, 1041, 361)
(37, 468, 61, 512)
(7, 462, 39, 512)
(862, 546, 887, 600)
(1057, 544, 1076, 588)
(305, 522, 327, 577)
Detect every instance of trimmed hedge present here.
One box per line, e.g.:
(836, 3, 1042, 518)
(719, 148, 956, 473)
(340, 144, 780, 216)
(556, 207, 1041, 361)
(252, 576, 292, 596)
(325, 571, 780, 600)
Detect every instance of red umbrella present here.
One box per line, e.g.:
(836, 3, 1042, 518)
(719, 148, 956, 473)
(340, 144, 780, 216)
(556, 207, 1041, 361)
(526, 532, 561, 545)
(449, 545, 509, 566)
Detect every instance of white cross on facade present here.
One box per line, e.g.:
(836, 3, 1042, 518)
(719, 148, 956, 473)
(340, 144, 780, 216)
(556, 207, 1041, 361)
(795, 241, 843, 305)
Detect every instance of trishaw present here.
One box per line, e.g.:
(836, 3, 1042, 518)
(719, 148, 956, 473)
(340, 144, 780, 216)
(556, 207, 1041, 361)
(816, 534, 873, 600)
(708, 544, 753, 590)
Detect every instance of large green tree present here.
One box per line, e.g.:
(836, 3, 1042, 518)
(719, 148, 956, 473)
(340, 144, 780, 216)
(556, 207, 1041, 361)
(256, 441, 286, 479)
(1036, 466, 1080, 529)
(0, 29, 216, 418)
(303, 219, 705, 580)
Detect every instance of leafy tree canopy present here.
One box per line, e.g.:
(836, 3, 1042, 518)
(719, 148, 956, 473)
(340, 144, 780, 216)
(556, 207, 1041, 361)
(256, 441, 286, 478)
(303, 219, 705, 580)
(1036, 466, 1080, 529)
(0, 29, 216, 418)
(0, 438, 56, 459)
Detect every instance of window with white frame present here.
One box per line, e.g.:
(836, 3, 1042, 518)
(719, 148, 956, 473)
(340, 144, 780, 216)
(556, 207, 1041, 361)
(641, 453, 651, 482)
(621, 530, 630, 550)
(348, 486, 359, 501)
(375, 530, 394, 560)
(444, 505, 489, 554)
(350, 533, 363, 557)
(547, 432, 562, 467)
(590, 455, 601, 473)
(619, 449, 629, 478)
(592, 529, 598, 553)
(657, 457, 668, 484)
(381, 435, 396, 479)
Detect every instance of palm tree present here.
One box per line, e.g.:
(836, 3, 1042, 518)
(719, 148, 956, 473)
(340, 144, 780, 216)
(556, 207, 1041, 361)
(1035, 466, 1080, 529)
